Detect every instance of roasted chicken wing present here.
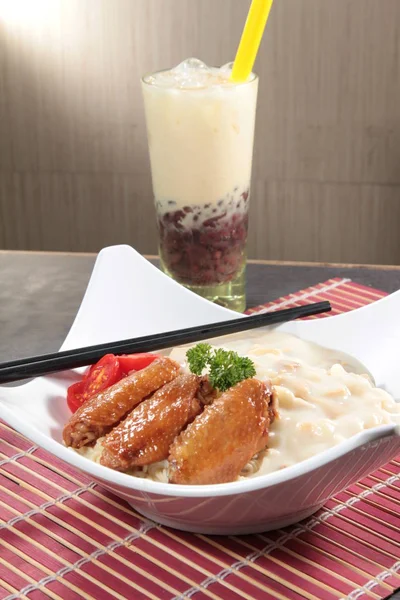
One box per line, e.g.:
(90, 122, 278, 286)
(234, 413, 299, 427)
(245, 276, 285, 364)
(168, 378, 273, 484)
(195, 376, 219, 406)
(100, 373, 201, 470)
(63, 357, 179, 448)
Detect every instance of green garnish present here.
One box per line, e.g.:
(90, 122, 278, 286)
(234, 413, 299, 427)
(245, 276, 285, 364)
(186, 343, 256, 392)
(208, 348, 256, 392)
(186, 343, 213, 375)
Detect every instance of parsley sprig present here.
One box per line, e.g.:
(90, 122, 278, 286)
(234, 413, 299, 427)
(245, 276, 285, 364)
(186, 343, 256, 392)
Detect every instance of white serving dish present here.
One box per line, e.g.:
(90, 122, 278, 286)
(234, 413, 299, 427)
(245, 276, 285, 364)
(1, 245, 399, 535)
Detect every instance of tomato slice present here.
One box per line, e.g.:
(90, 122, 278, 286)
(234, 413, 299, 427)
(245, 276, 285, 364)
(67, 381, 87, 413)
(83, 354, 122, 397)
(66, 353, 160, 413)
(67, 354, 122, 413)
(118, 353, 160, 375)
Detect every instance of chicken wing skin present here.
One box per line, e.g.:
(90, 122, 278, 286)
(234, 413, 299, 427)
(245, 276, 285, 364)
(63, 357, 179, 449)
(100, 373, 201, 470)
(168, 378, 273, 485)
(196, 376, 219, 406)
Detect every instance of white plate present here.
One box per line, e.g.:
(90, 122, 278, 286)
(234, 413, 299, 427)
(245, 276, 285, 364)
(1, 245, 399, 534)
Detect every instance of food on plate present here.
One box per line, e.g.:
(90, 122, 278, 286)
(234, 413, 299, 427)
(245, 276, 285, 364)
(67, 354, 122, 413)
(64, 344, 269, 482)
(63, 356, 179, 448)
(101, 373, 202, 470)
(186, 342, 256, 391)
(169, 378, 273, 485)
(64, 330, 400, 485)
(66, 352, 160, 413)
(117, 353, 160, 375)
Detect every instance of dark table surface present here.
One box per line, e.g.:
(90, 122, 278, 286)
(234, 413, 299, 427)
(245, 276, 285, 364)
(0, 250, 399, 363)
(0, 250, 399, 600)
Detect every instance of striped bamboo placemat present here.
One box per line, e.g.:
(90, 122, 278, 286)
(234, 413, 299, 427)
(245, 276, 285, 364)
(0, 278, 399, 600)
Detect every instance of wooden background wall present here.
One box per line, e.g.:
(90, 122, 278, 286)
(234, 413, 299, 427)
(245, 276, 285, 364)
(1, 0, 399, 264)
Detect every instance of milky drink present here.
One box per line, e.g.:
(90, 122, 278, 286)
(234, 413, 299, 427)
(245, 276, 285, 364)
(142, 59, 258, 311)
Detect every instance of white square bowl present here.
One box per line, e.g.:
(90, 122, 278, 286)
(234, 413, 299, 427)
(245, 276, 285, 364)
(1, 245, 399, 534)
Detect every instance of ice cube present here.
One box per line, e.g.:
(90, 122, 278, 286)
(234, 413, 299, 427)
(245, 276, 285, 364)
(170, 58, 212, 89)
(219, 62, 234, 77)
(145, 58, 232, 90)
(172, 58, 210, 74)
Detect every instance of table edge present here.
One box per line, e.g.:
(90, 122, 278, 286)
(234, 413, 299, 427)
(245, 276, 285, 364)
(1, 249, 399, 270)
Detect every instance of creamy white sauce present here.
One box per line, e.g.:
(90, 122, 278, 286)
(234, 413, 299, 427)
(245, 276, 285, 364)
(76, 331, 400, 481)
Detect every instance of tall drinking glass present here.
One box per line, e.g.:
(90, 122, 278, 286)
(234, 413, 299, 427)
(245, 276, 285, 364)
(141, 60, 258, 312)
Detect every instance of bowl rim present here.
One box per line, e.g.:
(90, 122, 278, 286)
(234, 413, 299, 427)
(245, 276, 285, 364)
(2, 402, 399, 498)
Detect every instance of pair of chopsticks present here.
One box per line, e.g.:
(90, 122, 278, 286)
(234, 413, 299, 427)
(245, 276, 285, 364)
(0, 301, 330, 383)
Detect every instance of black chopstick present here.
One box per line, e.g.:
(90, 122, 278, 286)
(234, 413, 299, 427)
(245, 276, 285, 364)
(0, 301, 330, 383)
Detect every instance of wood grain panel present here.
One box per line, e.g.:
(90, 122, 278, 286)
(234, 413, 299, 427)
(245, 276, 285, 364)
(255, 0, 400, 184)
(0, 0, 400, 264)
(249, 180, 400, 264)
(0, 172, 157, 253)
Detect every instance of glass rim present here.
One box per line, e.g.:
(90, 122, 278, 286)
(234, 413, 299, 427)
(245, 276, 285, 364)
(141, 66, 258, 89)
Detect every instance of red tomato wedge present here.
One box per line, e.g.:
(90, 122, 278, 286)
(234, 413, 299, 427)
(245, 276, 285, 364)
(67, 354, 122, 413)
(83, 354, 122, 397)
(118, 353, 160, 375)
(67, 381, 87, 413)
(66, 353, 160, 413)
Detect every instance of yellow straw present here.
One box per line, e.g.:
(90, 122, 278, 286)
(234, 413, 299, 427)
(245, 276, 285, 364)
(231, 0, 274, 82)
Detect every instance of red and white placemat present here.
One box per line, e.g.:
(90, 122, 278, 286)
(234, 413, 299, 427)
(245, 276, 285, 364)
(0, 278, 399, 600)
